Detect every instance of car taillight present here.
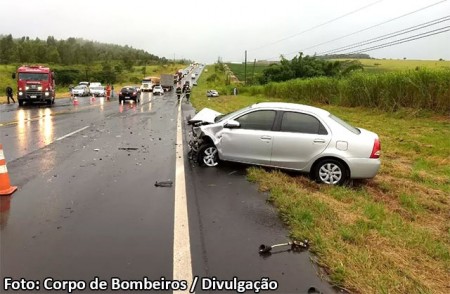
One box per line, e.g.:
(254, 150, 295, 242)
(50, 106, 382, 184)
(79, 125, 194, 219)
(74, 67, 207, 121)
(370, 138, 381, 158)
(133, 91, 137, 95)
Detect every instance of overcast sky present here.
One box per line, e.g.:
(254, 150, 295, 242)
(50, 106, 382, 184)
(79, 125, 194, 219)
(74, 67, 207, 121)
(1, 0, 449, 63)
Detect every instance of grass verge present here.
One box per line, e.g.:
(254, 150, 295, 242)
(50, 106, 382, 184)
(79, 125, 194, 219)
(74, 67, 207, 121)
(191, 65, 450, 293)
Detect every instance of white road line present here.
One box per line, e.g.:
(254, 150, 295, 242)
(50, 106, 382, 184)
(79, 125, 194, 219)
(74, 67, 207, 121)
(55, 126, 90, 141)
(174, 102, 193, 292)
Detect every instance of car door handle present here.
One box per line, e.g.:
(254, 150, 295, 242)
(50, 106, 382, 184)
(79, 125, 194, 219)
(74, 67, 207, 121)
(260, 136, 272, 141)
(313, 139, 326, 143)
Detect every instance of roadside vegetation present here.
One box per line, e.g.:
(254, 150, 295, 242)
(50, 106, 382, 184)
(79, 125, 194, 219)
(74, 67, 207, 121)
(191, 64, 450, 293)
(0, 34, 189, 103)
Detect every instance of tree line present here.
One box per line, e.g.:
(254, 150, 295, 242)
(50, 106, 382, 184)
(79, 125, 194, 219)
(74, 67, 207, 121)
(0, 34, 165, 66)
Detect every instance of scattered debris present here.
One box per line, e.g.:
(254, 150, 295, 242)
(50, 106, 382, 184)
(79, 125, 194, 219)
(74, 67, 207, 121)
(259, 240, 309, 254)
(118, 147, 139, 151)
(155, 180, 173, 187)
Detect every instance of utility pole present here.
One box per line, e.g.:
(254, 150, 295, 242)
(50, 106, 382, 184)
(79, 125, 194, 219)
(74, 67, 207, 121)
(244, 50, 247, 86)
(252, 59, 256, 85)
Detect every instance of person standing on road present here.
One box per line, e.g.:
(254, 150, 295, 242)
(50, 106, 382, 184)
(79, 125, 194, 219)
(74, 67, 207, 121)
(6, 86, 15, 104)
(176, 86, 182, 102)
(185, 86, 191, 103)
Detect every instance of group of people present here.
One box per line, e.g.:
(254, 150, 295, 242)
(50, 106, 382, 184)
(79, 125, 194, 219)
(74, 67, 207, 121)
(175, 83, 191, 103)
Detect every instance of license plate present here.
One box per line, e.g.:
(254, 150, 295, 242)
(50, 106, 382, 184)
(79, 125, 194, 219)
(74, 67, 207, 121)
(126, 96, 130, 98)
(30, 95, 37, 98)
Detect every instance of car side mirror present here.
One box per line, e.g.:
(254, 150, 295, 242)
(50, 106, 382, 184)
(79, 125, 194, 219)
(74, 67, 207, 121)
(224, 120, 240, 129)
(11, 73, 16, 79)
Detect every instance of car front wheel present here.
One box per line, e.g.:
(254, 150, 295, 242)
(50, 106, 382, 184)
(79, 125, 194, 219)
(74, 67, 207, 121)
(314, 159, 348, 185)
(197, 144, 219, 167)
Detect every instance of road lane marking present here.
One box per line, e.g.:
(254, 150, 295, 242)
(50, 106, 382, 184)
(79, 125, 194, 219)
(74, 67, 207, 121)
(174, 102, 193, 292)
(55, 126, 90, 141)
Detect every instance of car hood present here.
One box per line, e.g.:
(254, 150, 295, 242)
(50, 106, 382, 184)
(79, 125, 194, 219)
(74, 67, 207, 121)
(188, 108, 222, 125)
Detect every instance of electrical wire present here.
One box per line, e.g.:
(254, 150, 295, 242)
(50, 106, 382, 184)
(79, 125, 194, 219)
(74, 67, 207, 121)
(318, 16, 450, 55)
(249, 0, 383, 52)
(299, 0, 448, 53)
(345, 26, 450, 54)
(261, 0, 448, 61)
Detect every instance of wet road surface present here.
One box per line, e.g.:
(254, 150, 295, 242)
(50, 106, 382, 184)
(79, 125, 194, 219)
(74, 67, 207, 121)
(1, 77, 336, 293)
(1, 93, 177, 289)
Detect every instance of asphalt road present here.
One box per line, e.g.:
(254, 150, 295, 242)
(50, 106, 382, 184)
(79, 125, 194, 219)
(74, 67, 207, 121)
(0, 77, 336, 293)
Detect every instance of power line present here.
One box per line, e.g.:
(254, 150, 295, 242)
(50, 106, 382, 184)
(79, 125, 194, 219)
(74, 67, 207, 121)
(249, 0, 383, 52)
(345, 26, 450, 55)
(261, 0, 448, 61)
(299, 0, 448, 54)
(318, 15, 450, 55)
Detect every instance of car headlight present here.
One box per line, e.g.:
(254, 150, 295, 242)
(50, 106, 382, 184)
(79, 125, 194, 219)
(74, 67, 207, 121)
(45, 92, 49, 96)
(26, 86, 30, 90)
(19, 91, 23, 96)
(38, 86, 43, 91)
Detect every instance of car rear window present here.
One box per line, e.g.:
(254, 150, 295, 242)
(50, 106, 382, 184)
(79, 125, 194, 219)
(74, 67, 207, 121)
(281, 112, 328, 135)
(329, 114, 361, 134)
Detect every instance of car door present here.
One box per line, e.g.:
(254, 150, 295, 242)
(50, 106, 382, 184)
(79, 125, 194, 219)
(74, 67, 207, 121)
(270, 111, 331, 170)
(219, 110, 276, 165)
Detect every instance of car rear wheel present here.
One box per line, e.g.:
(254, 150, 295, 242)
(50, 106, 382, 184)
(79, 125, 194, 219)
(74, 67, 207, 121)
(197, 144, 219, 167)
(314, 159, 348, 185)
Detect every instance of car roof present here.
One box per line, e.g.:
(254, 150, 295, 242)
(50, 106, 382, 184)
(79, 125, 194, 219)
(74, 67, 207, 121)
(250, 102, 330, 117)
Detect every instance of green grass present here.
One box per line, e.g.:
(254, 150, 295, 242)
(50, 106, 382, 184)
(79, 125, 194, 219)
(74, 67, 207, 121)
(191, 65, 450, 293)
(226, 62, 271, 83)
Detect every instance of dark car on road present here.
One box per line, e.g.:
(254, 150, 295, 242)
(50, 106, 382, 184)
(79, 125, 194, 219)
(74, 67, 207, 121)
(119, 86, 140, 103)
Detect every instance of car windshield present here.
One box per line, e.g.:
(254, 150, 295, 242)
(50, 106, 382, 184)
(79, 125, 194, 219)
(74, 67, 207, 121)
(19, 73, 48, 81)
(215, 106, 252, 123)
(74, 86, 85, 89)
(329, 114, 361, 134)
(91, 87, 103, 90)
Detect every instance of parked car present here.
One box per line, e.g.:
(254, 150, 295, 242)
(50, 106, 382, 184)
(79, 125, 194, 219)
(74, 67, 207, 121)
(119, 86, 140, 103)
(90, 82, 102, 87)
(72, 85, 89, 97)
(152, 85, 164, 95)
(206, 90, 219, 97)
(188, 102, 381, 185)
(90, 86, 105, 97)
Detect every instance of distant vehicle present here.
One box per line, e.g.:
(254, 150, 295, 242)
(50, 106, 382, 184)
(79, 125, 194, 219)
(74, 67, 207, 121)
(188, 102, 381, 185)
(191, 73, 196, 79)
(206, 90, 219, 97)
(160, 74, 174, 92)
(119, 86, 140, 103)
(72, 85, 90, 97)
(141, 76, 160, 92)
(152, 85, 164, 95)
(90, 86, 105, 97)
(12, 65, 56, 106)
(193, 82, 198, 86)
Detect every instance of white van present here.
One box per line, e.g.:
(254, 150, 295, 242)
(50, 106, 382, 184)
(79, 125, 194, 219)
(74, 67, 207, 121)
(191, 73, 196, 79)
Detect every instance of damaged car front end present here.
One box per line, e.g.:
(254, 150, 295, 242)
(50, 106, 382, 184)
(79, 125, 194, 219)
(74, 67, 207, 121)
(187, 107, 227, 166)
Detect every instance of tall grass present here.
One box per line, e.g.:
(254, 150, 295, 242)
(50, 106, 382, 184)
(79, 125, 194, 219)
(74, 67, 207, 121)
(243, 69, 450, 114)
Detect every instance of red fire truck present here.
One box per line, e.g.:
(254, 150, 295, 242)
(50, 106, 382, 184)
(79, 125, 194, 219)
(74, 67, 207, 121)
(12, 65, 56, 106)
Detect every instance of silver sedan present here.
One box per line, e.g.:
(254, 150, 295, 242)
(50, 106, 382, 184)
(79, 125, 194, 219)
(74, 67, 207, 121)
(188, 102, 381, 185)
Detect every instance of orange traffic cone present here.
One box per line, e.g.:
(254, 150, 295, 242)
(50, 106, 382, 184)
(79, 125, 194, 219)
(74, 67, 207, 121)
(0, 144, 17, 196)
